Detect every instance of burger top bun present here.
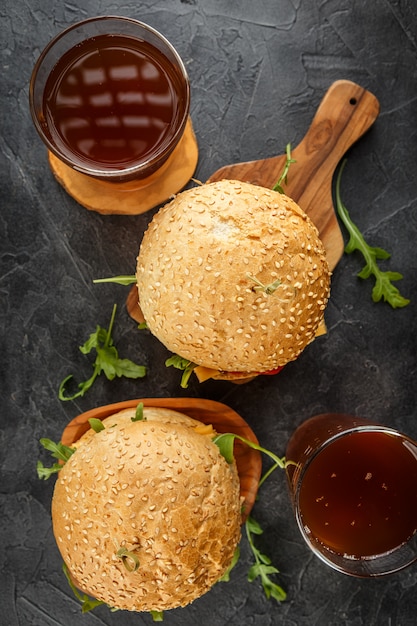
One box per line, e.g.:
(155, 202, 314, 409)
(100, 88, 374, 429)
(52, 407, 242, 612)
(136, 179, 331, 375)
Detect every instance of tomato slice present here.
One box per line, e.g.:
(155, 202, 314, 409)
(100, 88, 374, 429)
(261, 366, 284, 376)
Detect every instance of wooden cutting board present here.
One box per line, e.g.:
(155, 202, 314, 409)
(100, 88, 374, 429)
(207, 79, 380, 271)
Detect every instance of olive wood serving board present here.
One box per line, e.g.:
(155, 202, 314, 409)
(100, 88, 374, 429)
(61, 397, 262, 521)
(208, 79, 380, 271)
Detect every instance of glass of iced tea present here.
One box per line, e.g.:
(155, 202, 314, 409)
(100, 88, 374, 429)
(29, 16, 190, 183)
(286, 413, 417, 577)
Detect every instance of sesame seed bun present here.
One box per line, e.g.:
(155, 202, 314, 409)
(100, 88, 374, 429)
(136, 179, 331, 378)
(51, 406, 242, 612)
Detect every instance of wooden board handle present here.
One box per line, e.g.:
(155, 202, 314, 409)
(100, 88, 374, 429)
(287, 80, 380, 268)
(208, 80, 380, 269)
(290, 79, 380, 199)
(294, 80, 380, 164)
(212, 80, 380, 190)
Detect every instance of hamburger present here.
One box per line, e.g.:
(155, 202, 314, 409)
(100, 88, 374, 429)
(50, 405, 242, 613)
(135, 179, 331, 382)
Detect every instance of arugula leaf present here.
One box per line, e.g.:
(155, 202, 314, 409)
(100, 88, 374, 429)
(88, 418, 105, 433)
(213, 432, 236, 464)
(37, 438, 76, 480)
(39, 438, 75, 462)
(212, 432, 287, 602)
(62, 563, 107, 613)
(218, 546, 241, 582)
(335, 160, 410, 308)
(113, 357, 146, 378)
(150, 610, 164, 622)
(79, 326, 107, 354)
(37, 460, 62, 480)
(115, 547, 140, 572)
(165, 354, 197, 388)
(132, 402, 146, 422)
(247, 274, 283, 295)
(212, 432, 286, 469)
(59, 304, 146, 401)
(245, 515, 287, 602)
(93, 275, 136, 286)
(273, 143, 296, 193)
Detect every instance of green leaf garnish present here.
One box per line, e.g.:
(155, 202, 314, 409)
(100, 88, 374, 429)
(165, 354, 197, 388)
(213, 432, 236, 464)
(150, 610, 164, 622)
(39, 438, 75, 462)
(212, 432, 287, 602)
(212, 432, 286, 469)
(116, 547, 140, 572)
(93, 275, 136, 285)
(132, 402, 146, 422)
(62, 562, 107, 613)
(37, 438, 76, 480)
(246, 274, 296, 303)
(247, 274, 282, 295)
(218, 546, 241, 582)
(58, 304, 146, 401)
(88, 418, 105, 433)
(272, 143, 296, 193)
(246, 514, 287, 602)
(335, 160, 410, 308)
(36, 460, 62, 480)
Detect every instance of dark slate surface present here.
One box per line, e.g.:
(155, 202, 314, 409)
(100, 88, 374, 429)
(2, 1, 417, 624)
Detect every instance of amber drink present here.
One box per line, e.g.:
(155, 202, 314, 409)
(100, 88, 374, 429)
(286, 414, 417, 576)
(29, 16, 190, 182)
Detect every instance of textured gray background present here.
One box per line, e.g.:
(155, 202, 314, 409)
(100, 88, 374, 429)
(2, 1, 417, 624)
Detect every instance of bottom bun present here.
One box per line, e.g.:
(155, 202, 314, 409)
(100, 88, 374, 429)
(52, 406, 242, 612)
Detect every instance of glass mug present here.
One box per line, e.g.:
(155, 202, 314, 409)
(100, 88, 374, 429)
(286, 413, 417, 577)
(29, 16, 190, 183)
